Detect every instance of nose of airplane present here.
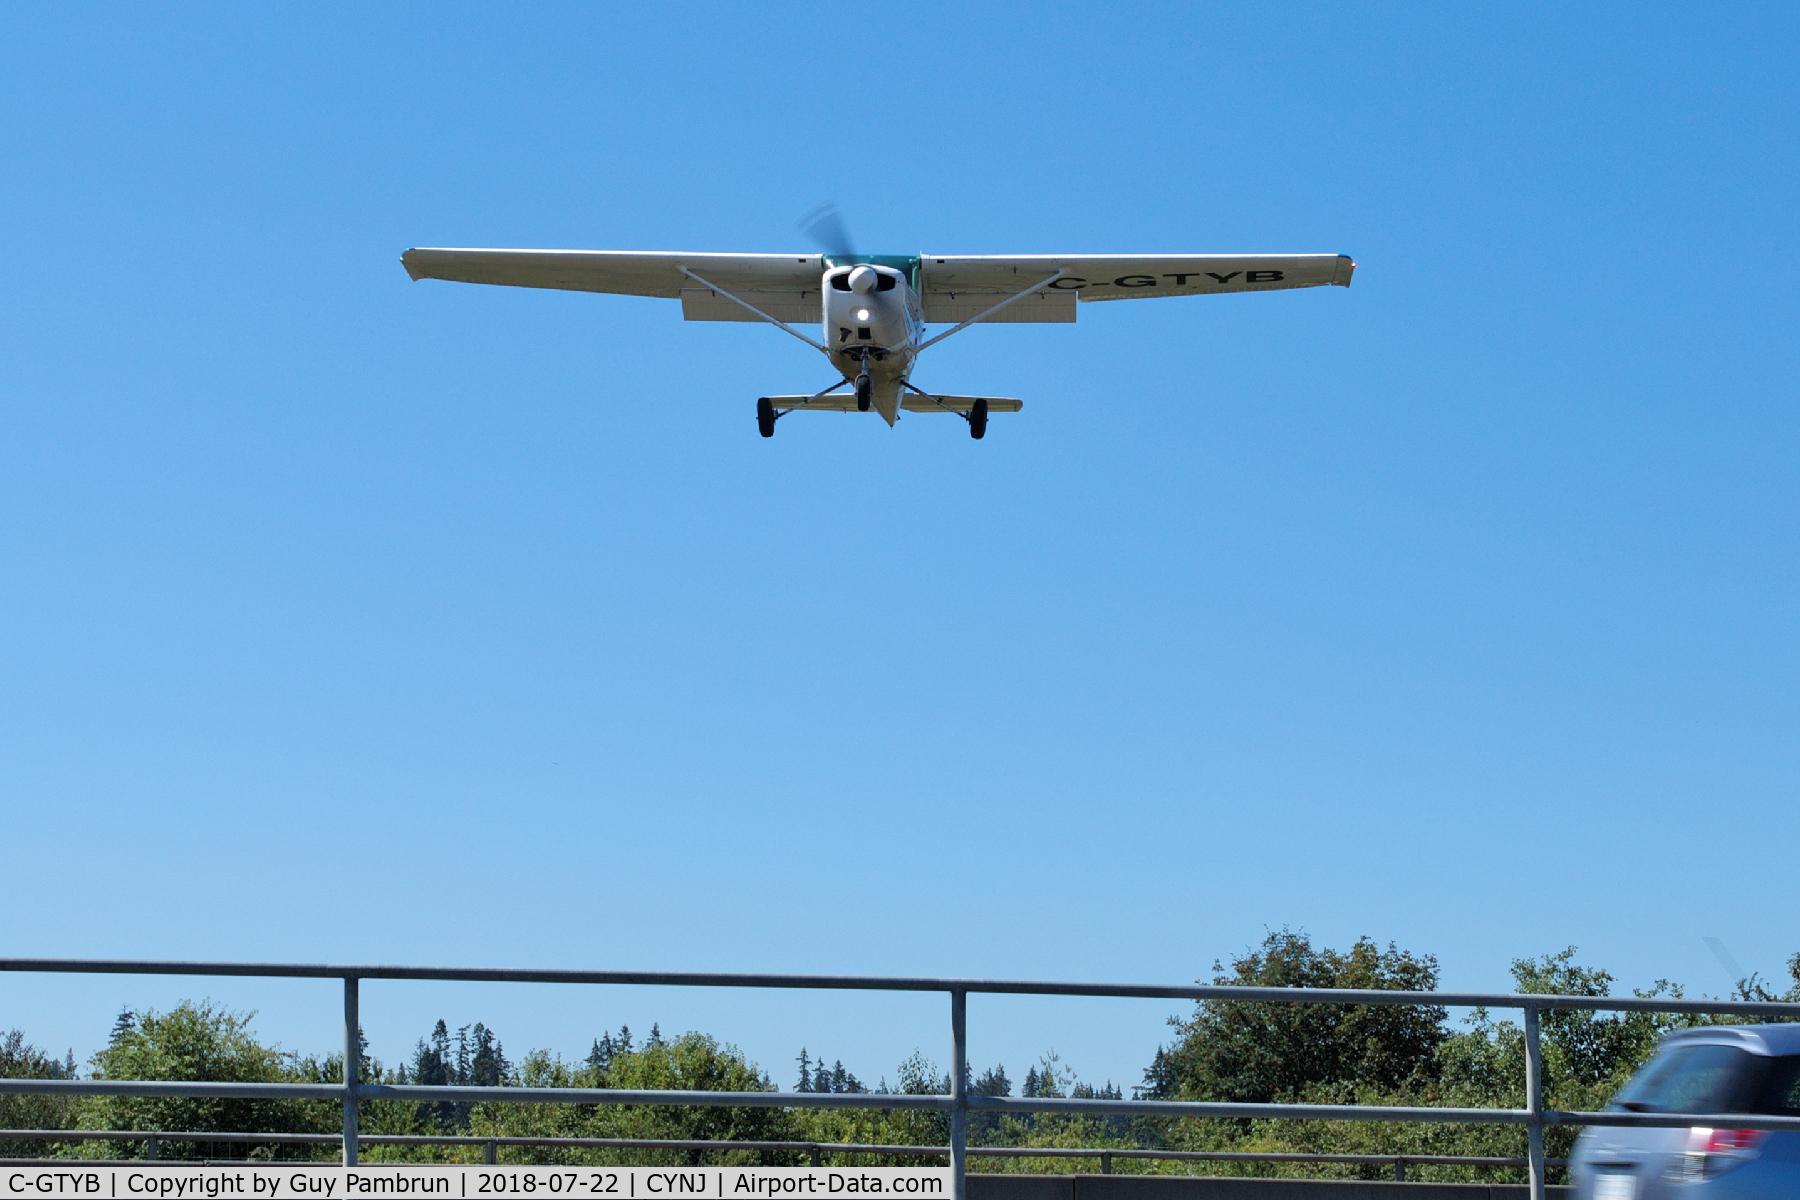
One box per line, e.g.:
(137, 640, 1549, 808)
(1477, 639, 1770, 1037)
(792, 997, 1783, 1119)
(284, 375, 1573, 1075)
(848, 266, 877, 294)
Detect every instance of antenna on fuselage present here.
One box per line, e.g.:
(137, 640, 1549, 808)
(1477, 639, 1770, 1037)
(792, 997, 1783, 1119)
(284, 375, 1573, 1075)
(797, 201, 856, 260)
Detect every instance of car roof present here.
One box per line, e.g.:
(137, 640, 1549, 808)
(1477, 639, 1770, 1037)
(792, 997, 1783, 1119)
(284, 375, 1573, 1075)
(1663, 1023, 1800, 1056)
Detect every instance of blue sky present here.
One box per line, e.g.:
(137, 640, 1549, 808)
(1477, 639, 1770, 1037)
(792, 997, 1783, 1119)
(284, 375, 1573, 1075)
(1, 3, 1795, 1092)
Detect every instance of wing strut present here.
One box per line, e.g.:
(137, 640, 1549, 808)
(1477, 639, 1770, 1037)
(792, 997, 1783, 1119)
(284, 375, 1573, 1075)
(916, 270, 1066, 351)
(676, 266, 828, 353)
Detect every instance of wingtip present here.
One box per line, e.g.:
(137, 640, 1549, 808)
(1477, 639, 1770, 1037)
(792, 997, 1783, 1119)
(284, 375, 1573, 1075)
(400, 248, 425, 281)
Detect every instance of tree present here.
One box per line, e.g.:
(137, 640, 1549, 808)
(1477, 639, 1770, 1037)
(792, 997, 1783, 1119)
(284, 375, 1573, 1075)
(1206, 947, 1710, 1186)
(1146, 929, 1446, 1104)
(79, 1001, 335, 1159)
(411, 1020, 458, 1130)
(468, 1031, 799, 1166)
(1, 1030, 79, 1158)
(587, 1027, 632, 1074)
(467, 1024, 511, 1088)
(1434, 948, 1699, 1116)
(1736, 953, 1800, 1011)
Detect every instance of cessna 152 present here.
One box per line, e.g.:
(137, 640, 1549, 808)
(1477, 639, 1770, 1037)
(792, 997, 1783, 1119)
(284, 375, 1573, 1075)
(400, 230, 1354, 438)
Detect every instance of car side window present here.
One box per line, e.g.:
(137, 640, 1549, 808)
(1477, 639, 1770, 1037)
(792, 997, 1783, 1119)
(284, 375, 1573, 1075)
(1754, 1055, 1800, 1115)
(1614, 1045, 1754, 1113)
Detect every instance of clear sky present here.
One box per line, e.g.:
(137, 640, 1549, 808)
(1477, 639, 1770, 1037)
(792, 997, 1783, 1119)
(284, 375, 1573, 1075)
(2, 3, 1795, 1094)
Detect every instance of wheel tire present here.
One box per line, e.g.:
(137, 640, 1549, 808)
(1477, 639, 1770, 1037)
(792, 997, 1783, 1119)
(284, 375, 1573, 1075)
(756, 397, 776, 438)
(855, 374, 871, 412)
(969, 398, 989, 440)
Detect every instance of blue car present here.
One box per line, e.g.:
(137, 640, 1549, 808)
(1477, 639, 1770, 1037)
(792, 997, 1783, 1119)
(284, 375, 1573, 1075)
(1571, 1024, 1800, 1198)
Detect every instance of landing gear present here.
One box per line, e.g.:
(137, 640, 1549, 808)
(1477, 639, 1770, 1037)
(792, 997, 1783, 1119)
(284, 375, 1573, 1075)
(756, 396, 776, 438)
(855, 360, 872, 412)
(969, 397, 989, 439)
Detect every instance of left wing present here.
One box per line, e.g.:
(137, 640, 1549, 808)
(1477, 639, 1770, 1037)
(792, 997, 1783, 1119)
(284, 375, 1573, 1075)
(920, 254, 1354, 305)
(401, 249, 826, 299)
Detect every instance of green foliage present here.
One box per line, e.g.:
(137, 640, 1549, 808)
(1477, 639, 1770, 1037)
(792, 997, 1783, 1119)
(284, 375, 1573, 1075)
(1, 1030, 79, 1158)
(790, 1050, 949, 1165)
(795, 1049, 866, 1095)
(1736, 953, 1800, 1009)
(79, 1001, 337, 1160)
(5, 938, 1795, 1180)
(447, 1031, 799, 1167)
(1145, 929, 1446, 1104)
(1150, 945, 1723, 1184)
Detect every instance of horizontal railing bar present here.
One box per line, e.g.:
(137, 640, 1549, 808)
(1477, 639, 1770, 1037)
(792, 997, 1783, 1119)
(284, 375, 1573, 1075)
(13, 1081, 1800, 1135)
(0, 1082, 347, 1100)
(0, 1081, 950, 1111)
(3, 958, 1798, 1016)
(0, 1131, 1569, 1167)
(360, 1084, 951, 1109)
(1548, 1109, 1800, 1133)
(971, 1096, 1531, 1124)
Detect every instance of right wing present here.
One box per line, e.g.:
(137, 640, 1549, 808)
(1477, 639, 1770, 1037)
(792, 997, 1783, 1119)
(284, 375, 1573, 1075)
(920, 253, 1354, 315)
(400, 249, 826, 299)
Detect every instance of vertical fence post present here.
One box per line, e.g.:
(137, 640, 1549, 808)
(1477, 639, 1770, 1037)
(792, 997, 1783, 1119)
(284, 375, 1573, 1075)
(485, 1141, 497, 1165)
(343, 976, 360, 1167)
(1524, 1003, 1545, 1200)
(143, 1135, 158, 1161)
(949, 989, 967, 1200)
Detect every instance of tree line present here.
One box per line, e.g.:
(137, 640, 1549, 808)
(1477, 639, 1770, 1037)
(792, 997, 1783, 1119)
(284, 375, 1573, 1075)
(3, 932, 1795, 1185)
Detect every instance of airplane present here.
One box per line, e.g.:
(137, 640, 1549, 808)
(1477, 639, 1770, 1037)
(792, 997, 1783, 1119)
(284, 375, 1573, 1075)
(400, 218, 1354, 439)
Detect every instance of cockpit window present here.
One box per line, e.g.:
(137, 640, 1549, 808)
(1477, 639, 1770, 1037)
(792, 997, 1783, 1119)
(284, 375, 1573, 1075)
(1613, 1045, 1756, 1114)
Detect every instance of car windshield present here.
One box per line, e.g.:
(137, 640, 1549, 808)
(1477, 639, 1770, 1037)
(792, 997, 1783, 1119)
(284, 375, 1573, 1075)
(1613, 1044, 1754, 1113)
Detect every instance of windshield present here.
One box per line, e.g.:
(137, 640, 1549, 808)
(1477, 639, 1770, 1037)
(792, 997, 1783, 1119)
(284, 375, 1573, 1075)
(1613, 1044, 1756, 1113)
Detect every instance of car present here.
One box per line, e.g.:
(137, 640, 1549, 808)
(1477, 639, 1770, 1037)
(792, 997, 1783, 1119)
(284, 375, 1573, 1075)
(1571, 1023, 1800, 1198)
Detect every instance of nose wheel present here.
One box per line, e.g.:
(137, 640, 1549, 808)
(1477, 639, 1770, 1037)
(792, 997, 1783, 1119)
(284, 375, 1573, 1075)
(855, 361, 872, 412)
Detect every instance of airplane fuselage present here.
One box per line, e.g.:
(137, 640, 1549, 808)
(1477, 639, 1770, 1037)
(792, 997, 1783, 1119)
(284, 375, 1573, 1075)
(821, 258, 925, 424)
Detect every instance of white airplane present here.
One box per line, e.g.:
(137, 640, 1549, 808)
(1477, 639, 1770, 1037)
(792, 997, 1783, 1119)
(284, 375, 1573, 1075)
(401, 217, 1353, 439)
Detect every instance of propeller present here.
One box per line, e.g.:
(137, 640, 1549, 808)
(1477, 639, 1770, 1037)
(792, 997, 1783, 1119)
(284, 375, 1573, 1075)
(797, 201, 856, 260)
(1703, 937, 1750, 995)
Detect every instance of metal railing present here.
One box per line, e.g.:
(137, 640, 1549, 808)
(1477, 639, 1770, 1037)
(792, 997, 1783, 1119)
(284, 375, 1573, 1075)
(0, 1128, 1570, 1184)
(5, 958, 1800, 1200)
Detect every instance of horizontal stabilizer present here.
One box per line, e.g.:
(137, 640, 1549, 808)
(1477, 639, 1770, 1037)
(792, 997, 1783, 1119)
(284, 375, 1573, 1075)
(760, 394, 1022, 414)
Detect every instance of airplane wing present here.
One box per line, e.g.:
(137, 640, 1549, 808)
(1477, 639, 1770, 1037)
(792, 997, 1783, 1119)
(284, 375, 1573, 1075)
(920, 254, 1354, 309)
(761, 394, 1022, 413)
(400, 249, 827, 299)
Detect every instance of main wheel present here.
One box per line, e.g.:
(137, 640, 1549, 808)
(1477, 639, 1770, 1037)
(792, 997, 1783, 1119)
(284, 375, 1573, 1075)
(756, 397, 776, 438)
(969, 397, 989, 440)
(855, 374, 872, 412)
